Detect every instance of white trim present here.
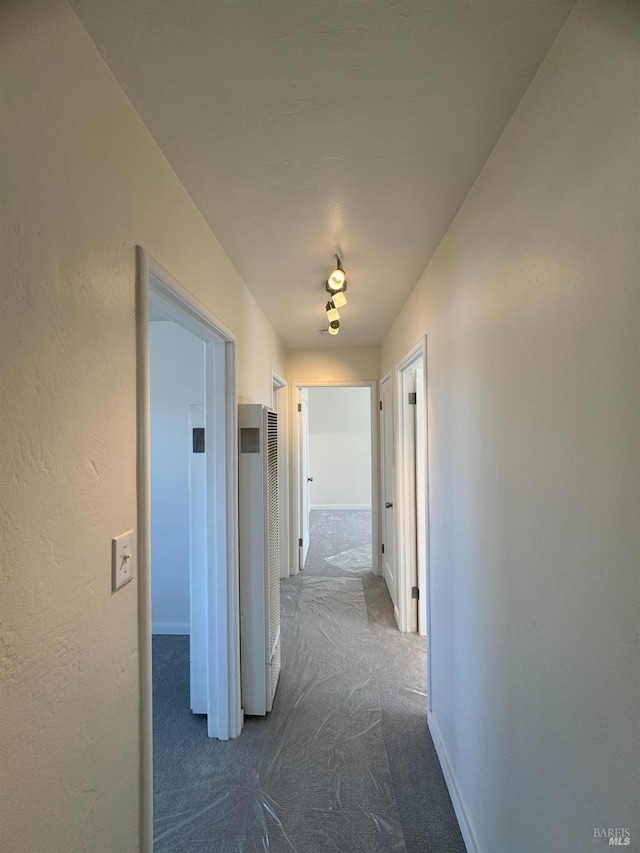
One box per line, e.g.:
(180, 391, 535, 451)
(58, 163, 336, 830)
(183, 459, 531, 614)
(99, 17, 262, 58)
(291, 381, 380, 577)
(137, 249, 241, 846)
(152, 622, 190, 635)
(395, 342, 424, 633)
(226, 341, 243, 739)
(397, 363, 417, 633)
(300, 388, 311, 568)
(396, 339, 425, 373)
(379, 372, 395, 602)
(310, 504, 372, 512)
(423, 342, 433, 712)
(428, 710, 477, 853)
(188, 403, 207, 713)
(135, 247, 153, 853)
(395, 341, 432, 645)
(289, 386, 299, 575)
(271, 369, 286, 395)
(394, 338, 433, 702)
(148, 262, 235, 344)
(414, 364, 427, 637)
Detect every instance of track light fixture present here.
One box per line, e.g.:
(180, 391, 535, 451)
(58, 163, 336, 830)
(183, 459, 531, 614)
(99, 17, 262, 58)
(322, 255, 348, 338)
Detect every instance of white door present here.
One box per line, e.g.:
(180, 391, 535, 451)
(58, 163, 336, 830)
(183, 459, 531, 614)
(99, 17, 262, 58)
(406, 371, 419, 634)
(415, 367, 428, 636)
(299, 388, 311, 569)
(380, 376, 397, 617)
(189, 404, 207, 713)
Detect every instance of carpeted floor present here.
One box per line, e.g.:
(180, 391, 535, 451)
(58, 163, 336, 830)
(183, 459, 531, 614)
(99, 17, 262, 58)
(152, 509, 465, 852)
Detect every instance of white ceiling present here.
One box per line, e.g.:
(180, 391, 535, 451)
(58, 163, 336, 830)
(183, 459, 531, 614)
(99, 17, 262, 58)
(71, 0, 574, 348)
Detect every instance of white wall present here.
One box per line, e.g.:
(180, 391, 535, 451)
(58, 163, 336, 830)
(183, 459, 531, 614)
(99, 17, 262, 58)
(0, 2, 285, 851)
(286, 346, 380, 385)
(150, 321, 204, 633)
(381, 2, 640, 850)
(308, 386, 372, 508)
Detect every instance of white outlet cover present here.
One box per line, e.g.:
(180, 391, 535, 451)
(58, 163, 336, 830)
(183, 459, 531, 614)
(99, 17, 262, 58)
(112, 529, 135, 592)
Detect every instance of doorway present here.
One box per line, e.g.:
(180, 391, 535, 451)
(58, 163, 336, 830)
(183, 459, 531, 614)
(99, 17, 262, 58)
(395, 340, 430, 686)
(136, 250, 240, 849)
(148, 320, 206, 712)
(292, 383, 380, 577)
(379, 373, 397, 623)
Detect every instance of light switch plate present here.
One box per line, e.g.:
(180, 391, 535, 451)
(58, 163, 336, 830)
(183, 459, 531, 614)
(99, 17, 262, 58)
(112, 529, 134, 592)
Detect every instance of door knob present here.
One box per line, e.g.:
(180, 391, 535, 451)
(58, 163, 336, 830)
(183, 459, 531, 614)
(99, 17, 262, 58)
(307, 477, 314, 482)
(385, 501, 393, 509)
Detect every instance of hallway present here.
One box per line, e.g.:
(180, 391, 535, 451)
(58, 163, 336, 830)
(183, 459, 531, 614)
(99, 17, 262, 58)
(152, 511, 464, 852)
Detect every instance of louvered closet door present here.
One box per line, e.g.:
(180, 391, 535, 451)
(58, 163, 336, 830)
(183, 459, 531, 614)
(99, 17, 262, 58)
(266, 409, 281, 710)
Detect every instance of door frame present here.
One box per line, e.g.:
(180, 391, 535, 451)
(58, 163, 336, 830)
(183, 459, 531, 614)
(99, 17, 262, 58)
(290, 381, 380, 577)
(136, 248, 241, 851)
(379, 372, 397, 621)
(395, 339, 431, 681)
(298, 388, 311, 570)
(188, 403, 207, 713)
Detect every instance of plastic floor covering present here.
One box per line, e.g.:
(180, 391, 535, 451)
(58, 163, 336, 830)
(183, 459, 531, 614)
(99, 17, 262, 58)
(152, 510, 465, 852)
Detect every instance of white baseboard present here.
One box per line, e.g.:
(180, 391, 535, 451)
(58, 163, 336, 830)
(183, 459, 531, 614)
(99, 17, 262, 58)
(310, 504, 372, 511)
(428, 710, 478, 853)
(152, 622, 189, 635)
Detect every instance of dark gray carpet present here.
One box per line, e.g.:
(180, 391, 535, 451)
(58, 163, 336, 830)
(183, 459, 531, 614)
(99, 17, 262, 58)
(152, 510, 465, 852)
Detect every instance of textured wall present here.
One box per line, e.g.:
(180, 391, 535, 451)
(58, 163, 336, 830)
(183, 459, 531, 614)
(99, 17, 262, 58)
(0, 2, 285, 851)
(381, 2, 640, 850)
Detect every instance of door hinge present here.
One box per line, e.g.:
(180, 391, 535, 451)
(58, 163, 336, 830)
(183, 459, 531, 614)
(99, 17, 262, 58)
(408, 392, 417, 405)
(297, 403, 302, 412)
(411, 586, 419, 600)
(298, 537, 303, 547)
(192, 427, 205, 453)
(381, 543, 385, 554)
(379, 400, 383, 411)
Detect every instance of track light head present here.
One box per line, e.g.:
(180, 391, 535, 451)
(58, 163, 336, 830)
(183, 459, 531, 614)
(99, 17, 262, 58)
(326, 300, 340, 323)
(331, 290, 347, 308)
(327, 268, 346, 292)
(326, 254, 347, 295)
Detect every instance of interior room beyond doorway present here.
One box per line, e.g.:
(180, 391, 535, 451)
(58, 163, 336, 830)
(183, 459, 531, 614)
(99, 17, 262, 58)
(304, 385, 373, 574)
